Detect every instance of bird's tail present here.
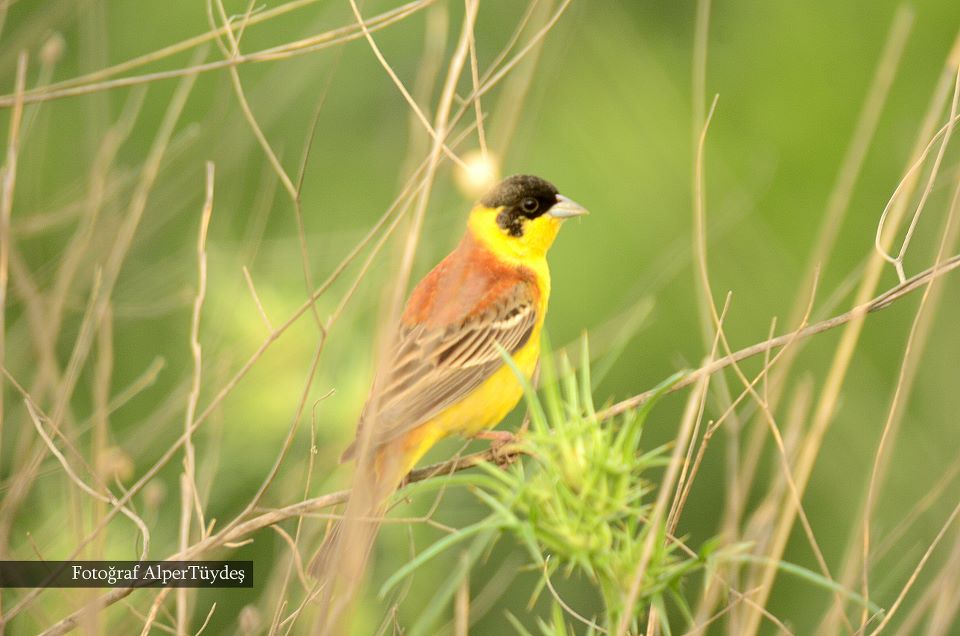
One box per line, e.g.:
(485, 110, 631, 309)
(308, 444, 406, 581)
(308, 517, 345, 579)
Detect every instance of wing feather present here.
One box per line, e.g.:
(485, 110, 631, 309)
(364, 282, 538, 446)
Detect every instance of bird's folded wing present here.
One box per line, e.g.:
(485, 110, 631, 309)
(365, 282, 538, 446)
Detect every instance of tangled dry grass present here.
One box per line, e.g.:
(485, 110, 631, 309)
(1, 0, 960, 634)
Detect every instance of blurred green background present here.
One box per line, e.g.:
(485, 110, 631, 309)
(2, 0, 960, 633)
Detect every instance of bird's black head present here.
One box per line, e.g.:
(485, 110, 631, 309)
(469, 174, 587, 255)
(480, 174, 560, 237)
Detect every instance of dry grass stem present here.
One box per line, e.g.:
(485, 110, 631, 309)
(23, 401, 150, 560)
(860, 153, 960, 629)
(0, 0, 437, 108)
(600, 251, 960, 419)
(867, 500, 960, 635)
(348, 0, 468, 170)
(241, 266, 273, 331)
(0, 52, 26, 489)
(176, 161, 215, 636)
(616, 371, 710, 635)
(876, 68, 960, 282)
(1, 56, 203, 625)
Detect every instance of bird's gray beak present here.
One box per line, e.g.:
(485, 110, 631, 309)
(548, 194, 589, 219)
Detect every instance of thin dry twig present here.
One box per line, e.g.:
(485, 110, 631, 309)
(867, 500, 960, 635)
(876, 67, 960, 282)
(33, 444, 519, 636)
(0, 52, 26, 489)
(0, 0, 437, 108)
(466, 0, 574, 104)
(211, 0, 298, 201)
(599, 251, 960, 420)
(23, 400, 151, 561)
(176, 161, 215, 636)
(616, 367, 710, 635)
(241, 266, 273, 331)
(799, 6, 912, 317)
(667, 293, 730, 534)
(465, 0, 488, 159)
(268, 524, 310, 592)
(348, 0, 467, 170)
(706, 280, 848, 629)
(1, 55, 203, 625)
(194, 602, 217, 636)
(542, 558, 607, 633)
(7, 0, 320, 95)
(140, 588, 174, 636)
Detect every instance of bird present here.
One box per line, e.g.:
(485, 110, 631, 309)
(311, 174, 587, 580)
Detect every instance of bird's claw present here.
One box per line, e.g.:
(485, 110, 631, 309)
(473, 430, 518, 467)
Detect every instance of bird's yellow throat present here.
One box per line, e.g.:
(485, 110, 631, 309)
(466, 204, 562, 290)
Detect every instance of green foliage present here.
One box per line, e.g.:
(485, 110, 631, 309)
(383, 335, 718, 632)
(487, 335, 705, 630)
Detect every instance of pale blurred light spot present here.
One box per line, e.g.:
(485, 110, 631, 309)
(143, 482, 167, 512)
(41, 32, 66, 66)
(455, 150, 500, 198)
(97, 446, 134, 482)
(239, 605, 262, 635)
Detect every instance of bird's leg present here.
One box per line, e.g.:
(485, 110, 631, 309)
(473, 430, 518, 467)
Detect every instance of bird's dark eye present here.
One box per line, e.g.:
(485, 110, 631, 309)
(521, 197, 539, 213)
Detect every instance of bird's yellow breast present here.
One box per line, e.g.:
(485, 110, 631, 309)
(396, 273, 549, 475)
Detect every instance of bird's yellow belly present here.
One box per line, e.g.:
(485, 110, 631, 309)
(397, 335, 540, 474)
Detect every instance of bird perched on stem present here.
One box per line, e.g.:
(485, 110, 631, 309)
(311, 174, 587, 585)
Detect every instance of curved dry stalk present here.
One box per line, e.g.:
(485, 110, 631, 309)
(0, 52, 26, 495)
(799, 6, 912, 318)
(268, 524, 310, 592)
(45, 87, 147, 355)
(706, 283, 847, 629)
(617, 364, 711, 636)
(667, 292, 731, 533)
(542, 557, 608, 633)
(24, 401, 151, 561)
(194, 602, 217, 636)
(468, 0, 574, 103)
(347, 0, 468, 170)
(0, 57, 203, 623)
(465, 0, 487, 159)
(208, 0, 328, 343)
(138, 587, 173, 636)
(176, 161, 215, 636)
(241, 267, 273, 330)
(875, 69, 960, 282)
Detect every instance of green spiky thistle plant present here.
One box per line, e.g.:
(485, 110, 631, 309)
(381, 335, 887, 635)
(381, 335, 718, 634)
